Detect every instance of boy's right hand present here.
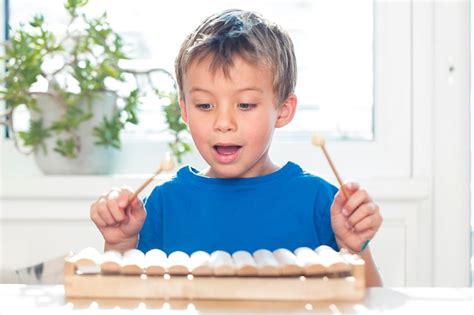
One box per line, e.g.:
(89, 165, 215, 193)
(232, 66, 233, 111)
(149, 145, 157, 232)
(90, 187, 146, 251)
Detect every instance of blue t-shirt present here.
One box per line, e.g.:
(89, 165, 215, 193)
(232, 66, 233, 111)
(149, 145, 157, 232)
(137, 161, 339, 255)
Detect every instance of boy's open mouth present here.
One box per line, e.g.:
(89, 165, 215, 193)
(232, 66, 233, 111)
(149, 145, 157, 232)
(213, 145, 242, 155)
(212, 145, 242, 163)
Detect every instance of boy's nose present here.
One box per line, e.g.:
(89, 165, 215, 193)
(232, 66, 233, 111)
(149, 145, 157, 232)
(213, 108, 237, 132)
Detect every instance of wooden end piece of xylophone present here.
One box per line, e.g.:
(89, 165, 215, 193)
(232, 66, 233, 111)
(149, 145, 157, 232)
(64, 245, 365, 301)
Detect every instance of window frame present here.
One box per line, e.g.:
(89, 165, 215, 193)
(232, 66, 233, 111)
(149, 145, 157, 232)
(1, 1, 412, 181)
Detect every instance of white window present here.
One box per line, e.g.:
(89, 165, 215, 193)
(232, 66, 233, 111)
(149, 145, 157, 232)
(9, 0, 373, 140)
(6, 0, 410, 179)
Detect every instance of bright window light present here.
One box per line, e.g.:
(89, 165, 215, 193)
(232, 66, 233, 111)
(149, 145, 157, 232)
(8, 0, 373, 141)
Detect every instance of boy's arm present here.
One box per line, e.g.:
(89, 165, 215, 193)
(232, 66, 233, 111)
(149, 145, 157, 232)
(360, 246, 383, 287)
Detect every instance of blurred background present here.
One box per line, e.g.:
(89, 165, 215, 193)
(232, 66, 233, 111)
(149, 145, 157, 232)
(0, 0, 471, 287)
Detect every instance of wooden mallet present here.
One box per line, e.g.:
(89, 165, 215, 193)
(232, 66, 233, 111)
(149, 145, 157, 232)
(130, 152, 175, 202)
(312, 135, 349, 199)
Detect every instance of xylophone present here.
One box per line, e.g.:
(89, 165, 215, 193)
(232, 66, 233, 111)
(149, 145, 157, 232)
(64, 245, 365, 301)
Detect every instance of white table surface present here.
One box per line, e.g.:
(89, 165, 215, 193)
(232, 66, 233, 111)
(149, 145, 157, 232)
(0, 285, 472, 314)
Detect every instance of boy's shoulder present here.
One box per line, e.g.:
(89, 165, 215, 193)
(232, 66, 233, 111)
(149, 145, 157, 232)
(146, 166, 187, 196)
(286, 162, 337, 190)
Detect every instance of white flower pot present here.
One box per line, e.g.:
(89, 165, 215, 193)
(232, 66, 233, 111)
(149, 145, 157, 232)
(31, 91, 118, 175)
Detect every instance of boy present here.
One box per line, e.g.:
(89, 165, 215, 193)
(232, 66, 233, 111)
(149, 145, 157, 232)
(90, 9, 383, 286)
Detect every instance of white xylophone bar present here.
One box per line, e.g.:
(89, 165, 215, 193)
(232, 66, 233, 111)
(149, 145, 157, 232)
(253, 249, 280, 276)
(144, 249, 167, 275)
(121, 249, 144, 275)
(189, 251, 213, 276)
(273, 248, 303, 276)
(167, 251, 189, 275)
(209, 250, 235, 276)
(232, 251, 258, 276)
(100, 250, 122, 274)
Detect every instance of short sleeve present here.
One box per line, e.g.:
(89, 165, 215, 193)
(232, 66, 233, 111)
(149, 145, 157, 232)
(313, 181, 339, 251)
(137, 186, 164, 253)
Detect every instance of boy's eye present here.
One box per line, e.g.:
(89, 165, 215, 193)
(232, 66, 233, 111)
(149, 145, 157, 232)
(196, 103, 213, 110)
(238, 103, 256, 110)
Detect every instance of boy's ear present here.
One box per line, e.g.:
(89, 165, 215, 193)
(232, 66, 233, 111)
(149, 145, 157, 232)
(275, 94, 297, 128)
(178, 99, 189, 124)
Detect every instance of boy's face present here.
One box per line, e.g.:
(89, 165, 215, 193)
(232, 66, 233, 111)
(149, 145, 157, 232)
(179, 55, 296, 178)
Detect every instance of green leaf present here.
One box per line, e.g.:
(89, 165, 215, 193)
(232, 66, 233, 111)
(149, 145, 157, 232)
(29, 15, 44, 28)
(157, 90, 191, 164)
(65, 0, 88, 17)
(121, 89, 139, 125)
(93, 115, 122, 149)
(49, 104, 93, 132)
(54, 138, 79, 158)
(17, 119, 51, 154)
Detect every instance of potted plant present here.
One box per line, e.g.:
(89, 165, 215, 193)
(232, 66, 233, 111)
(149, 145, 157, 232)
(0, 0, 190, 174)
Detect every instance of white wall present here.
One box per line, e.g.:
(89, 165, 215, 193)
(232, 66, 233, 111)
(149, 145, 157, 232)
(432, 1, 470, 286)
(0, 1, 471, 287)
(0, 0, 4, 275)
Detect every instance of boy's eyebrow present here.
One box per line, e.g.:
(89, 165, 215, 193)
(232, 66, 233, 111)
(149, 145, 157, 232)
(236, 87, 264, 93)
(189, 87, 264, 94)
(189, 87, 212, 94)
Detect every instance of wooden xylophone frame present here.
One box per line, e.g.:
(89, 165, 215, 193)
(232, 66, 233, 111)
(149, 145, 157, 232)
(64, 249, 366, 302)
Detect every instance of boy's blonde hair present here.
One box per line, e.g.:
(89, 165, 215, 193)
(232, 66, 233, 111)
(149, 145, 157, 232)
(175, 9, 297, 107)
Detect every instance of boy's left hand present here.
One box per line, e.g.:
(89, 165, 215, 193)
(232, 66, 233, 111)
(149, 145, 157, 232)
(331, 182, 382, 253)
